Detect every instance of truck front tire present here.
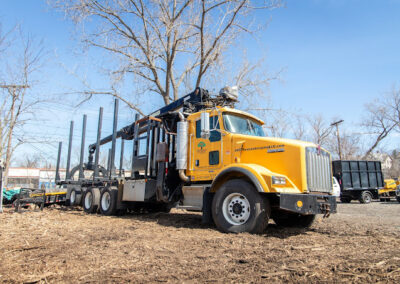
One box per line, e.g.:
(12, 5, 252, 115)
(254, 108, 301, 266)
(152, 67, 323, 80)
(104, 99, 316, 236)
(212, 179, 270, 234)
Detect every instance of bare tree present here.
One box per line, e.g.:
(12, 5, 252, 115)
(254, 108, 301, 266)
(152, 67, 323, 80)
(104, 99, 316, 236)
(307, 114, 332, 146)
(17, 154, 41, 168)
(290, 114, 308, 140)
(361, 88, 400, 159)
(0, 26, 46, 185)
(325, 132, 361, 160)
(50, 0, 281, 111)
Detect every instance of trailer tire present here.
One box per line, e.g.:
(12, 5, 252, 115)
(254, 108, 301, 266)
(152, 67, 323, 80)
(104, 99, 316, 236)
(69, 188, 82, 206)
(99, 187, 118, 216)
(359, 191, 372, 204)
(83, 187, 100, 213)
(272, 211, 315, 228)
(212, 179, 270, 234)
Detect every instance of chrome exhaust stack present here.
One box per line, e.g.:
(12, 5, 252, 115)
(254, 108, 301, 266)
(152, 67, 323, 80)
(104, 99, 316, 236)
(176, 112, 190, 182)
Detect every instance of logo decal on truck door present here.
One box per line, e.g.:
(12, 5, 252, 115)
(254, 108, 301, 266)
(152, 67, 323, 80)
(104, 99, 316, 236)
(197, 141, 206, 153)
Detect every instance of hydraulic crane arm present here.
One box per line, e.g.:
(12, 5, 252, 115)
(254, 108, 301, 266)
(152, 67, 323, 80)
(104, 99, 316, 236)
(88, 88, 208, 153)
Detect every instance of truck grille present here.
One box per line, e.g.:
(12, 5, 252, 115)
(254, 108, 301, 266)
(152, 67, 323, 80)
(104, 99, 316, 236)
(306, 147, 332, 193)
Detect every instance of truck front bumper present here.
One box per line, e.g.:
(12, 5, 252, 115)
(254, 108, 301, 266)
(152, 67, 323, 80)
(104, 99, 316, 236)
(279, 194, 337, 217)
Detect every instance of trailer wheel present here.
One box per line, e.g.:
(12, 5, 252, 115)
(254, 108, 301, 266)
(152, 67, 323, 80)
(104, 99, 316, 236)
(69, 188, 82, 206)
(359, 191, 372, 204)
(100, 187, 118, 216)
(272, 210, 315, 228)
(212, 179, 270, 234)
(83, 188, 100, 213)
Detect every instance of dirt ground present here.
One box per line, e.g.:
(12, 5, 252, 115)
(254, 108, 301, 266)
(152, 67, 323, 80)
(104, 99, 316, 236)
(1, 201, 400, 283)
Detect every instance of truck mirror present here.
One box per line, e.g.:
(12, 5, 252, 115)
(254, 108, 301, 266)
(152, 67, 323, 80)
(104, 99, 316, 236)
(200, 112, 210, 139)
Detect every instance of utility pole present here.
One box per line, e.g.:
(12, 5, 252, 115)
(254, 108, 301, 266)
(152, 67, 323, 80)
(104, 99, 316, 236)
(331, 120, 344, 160)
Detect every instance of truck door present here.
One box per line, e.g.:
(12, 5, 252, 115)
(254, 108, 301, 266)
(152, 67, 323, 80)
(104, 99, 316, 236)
(192, 115, 222, 181)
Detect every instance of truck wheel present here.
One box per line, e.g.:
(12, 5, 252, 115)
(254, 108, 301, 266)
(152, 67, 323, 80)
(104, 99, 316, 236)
(100, 187, 118, 216)
(396, 196, 400, 203)
(212, 179, 270, 234)
(359, 191, 372, 204)
(272, 210, 316, 228)
(83, 187, 100, 213)
(69, 188, 82, 206)
(340, 197, 351, 203)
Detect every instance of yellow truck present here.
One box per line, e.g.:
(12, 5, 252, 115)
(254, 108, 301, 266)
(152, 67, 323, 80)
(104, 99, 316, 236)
(379, 178, 400, 202)
(57, 87, 337, 233)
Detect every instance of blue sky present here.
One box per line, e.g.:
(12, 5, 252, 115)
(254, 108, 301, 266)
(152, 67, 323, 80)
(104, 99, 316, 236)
(1, 0, 400, 164)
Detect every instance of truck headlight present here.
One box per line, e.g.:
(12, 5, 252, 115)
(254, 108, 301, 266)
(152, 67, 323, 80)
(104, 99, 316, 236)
(272, 176, 286, 185)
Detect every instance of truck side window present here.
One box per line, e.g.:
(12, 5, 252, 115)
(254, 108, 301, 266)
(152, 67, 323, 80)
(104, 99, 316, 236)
(209, 151, 219, 165)
(196, 116, 221, 142)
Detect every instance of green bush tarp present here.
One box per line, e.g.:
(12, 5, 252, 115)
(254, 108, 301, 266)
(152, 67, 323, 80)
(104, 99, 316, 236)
(2, 188, 20, 201)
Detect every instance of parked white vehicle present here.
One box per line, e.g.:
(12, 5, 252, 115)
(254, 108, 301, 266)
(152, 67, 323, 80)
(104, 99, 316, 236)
(332, 177, 341, 197)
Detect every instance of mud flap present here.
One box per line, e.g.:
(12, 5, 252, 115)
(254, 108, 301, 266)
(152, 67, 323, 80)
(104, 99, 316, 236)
(202, 188, 215, 224)
(279, 194, 337, 217)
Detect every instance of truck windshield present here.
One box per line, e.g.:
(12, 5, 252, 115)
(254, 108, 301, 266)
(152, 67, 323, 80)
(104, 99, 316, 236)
(222, 113, 265, 137)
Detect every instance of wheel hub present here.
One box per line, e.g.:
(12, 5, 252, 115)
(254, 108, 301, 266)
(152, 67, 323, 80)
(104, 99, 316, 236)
(232, 203, 243, 214)
(222, 193, 251, 225)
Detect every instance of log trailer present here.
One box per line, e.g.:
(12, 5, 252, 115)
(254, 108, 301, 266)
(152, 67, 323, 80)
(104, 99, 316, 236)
(55, 87, 336, 233)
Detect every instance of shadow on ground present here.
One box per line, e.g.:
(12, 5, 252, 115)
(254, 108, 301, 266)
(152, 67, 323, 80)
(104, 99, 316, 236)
(45, 206, 319, 238)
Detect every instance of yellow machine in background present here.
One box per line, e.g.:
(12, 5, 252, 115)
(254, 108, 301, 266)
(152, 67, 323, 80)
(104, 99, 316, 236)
(379, 178, 400, 202)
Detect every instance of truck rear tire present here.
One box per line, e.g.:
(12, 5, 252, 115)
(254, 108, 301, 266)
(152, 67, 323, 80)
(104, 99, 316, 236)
(396, 196, 400, 203)
(100, 187, 118, 216)
(212, 179, 270, 234)
(359, 191, 372, 204)
(83, 187, 100, 213)
(272, 211, 315, 228)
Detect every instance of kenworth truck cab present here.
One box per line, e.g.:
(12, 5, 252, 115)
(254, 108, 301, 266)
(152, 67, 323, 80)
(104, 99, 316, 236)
(58, 87, 336, 234)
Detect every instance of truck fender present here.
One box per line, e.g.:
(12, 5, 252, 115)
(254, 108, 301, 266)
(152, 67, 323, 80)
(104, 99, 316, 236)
(210, 166, 265, 193)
